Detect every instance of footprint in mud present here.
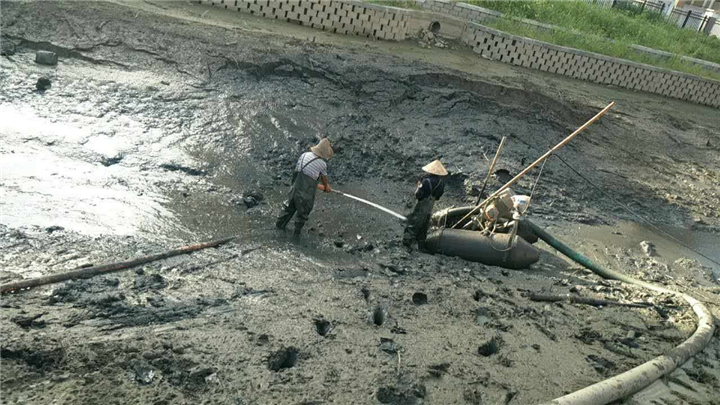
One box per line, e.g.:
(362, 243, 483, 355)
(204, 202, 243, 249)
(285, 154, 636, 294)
(586, 354, 616, 376)
(478, 336, 504, 357)
(376, 385, 426, 405)
(372, 305, 387, 326)
(361, 287, 371, 301)
(268, 347, 299, 371)
(134, 270, 167, 291)
(411, 292, 428, 305)
(314, 318, 333, 337)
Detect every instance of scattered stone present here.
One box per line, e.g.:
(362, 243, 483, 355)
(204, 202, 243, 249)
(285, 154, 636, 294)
(361, 287, 371, 301)
(188, 366, 216, 380)
(35, 50, 58, 65)
(476, 307, 489, 326)
(639, 241, 657, 257)
(411, 292, 428, 305)
(379, 337, 397, 354)
(268, 347, 298, 371)
(333, 240, 345, 248)
(36, 77, 52, 91)
(134, 362, 154, 385)
(531, 344, 541, 351)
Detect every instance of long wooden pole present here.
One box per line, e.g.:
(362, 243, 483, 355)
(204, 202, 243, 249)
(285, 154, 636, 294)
(1, 236, 236, 294)
(452, 101, 615, 229)
(475, 136, 506, 205)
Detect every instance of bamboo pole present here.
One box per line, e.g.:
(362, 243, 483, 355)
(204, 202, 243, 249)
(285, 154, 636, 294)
(452, 101, 615, 229)
(1, 236, 236, 294)
(475, 136, 506, 205)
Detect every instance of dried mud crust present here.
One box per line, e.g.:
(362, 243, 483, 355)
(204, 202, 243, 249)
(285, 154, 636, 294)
(1, 1, 720, 405)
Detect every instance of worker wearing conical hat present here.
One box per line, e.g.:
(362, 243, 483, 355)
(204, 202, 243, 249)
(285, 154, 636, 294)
(403, 159, 448, 250)
(276, 138, 333, 236)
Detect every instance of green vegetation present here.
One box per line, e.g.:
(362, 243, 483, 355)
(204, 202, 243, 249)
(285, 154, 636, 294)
(366, 1, 720, 80)
(469, 1, 720, 64)
(486, 17, 720, 81)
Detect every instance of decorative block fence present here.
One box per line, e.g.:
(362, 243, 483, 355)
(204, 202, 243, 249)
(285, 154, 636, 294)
(200, 0, 412, 40)
(462, 23, 720, 108)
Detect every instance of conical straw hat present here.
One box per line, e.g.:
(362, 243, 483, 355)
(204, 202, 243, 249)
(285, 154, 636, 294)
(310, 138, 334, 160)
(422, 160, 448, 176)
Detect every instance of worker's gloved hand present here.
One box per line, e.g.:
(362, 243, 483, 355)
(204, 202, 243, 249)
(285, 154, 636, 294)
(324, 184, 332, 193)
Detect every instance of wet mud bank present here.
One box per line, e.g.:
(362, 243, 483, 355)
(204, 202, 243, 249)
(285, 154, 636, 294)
(2, 1, 720, 404)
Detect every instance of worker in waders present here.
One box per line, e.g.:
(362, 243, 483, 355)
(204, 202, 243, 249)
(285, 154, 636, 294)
(276, 138, 333, 236)
(403, 160, 448, 251)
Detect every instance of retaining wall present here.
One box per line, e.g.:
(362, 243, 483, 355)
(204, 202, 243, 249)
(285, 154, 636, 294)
(462, 22, 720, 108)
(422, 0, 720, 73)
(201, 0, 412, 40)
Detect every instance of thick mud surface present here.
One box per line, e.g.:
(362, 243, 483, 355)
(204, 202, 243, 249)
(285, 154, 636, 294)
(1, 1, 719, 404)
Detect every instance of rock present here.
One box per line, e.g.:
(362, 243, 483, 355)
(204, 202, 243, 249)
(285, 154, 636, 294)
(475, 307, 489, 326)
(333, 240, 345, 248)
(639, 241, 657, 257)
(36, 77, 52, 91)
(379, 337, 397, 354)
(134, 363, 154, 385)
(188, 367, 216, 380)
(35, 50, 58, 65)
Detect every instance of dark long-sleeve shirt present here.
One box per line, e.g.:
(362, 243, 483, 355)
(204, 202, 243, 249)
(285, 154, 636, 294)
(414, 174, 445, 201)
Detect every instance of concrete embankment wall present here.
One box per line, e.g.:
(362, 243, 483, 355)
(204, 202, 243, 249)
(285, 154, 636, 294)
(200, 0, 412, 40)
(199, 0, 720, 108)
(461, 22, 720, 108)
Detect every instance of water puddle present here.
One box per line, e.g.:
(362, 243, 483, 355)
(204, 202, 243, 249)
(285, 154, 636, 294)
(556, 220, 720, 278)
(0, 103, 184, 238)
